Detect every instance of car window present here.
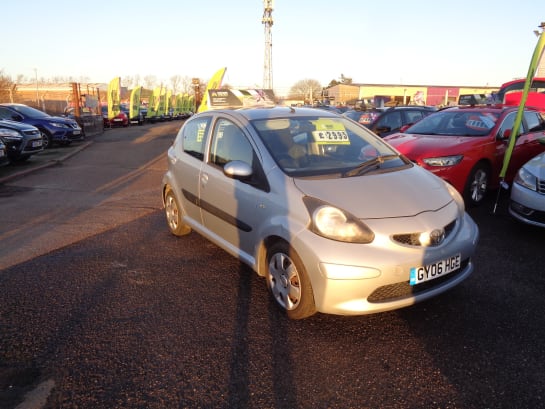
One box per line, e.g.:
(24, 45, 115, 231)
(405, 110, 424, 124)
(376, 111, 402, 130)
(497, 112, 517, 138)
(210, 119, 253, 167)
(524, 111, 545, 133)
(182, 116, 211, 161)
(0, 107, 14, 120)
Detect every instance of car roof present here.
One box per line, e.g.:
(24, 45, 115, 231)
(198, 106, 341, 121)
(440, 105, 531, 114)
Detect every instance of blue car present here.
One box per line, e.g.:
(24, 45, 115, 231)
(0, 119, 43, 163)
(0, 103, 83, 149)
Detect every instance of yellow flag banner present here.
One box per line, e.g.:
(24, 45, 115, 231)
(197, 67, 227, 113)
(130, 86, 142, 121)
(107, 77, 121, 120)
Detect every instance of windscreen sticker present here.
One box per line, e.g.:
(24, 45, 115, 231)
(310, 119, 350, 145)
(359, 112, 379, 124)
(466, 114, 496, 131)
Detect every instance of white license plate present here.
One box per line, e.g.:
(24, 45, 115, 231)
(410, 253, 461, 285)
(32, 140, 43, 147)
(73, 130, 81, 135)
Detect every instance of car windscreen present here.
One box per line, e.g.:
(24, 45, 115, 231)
(251, 116, 407, 177)
(405, 110, 500, 136)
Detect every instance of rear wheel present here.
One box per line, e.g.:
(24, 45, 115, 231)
(266, 241, 316, 319)
(164, 188, 191, 236)
(464, 163, 490, 206)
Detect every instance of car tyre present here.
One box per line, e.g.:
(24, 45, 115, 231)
(164, 188, 191, 236)
(266, 241, 316, 319)
(40, 130, 52, 149)
(464, 162, 490, 206)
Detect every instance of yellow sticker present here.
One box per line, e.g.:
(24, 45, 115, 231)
(310, 120, 350, 144)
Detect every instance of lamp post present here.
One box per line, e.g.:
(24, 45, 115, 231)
(33, 68, 39, 105)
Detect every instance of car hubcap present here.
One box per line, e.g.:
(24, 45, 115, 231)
(165, 194, 178, 230)
(470, 169, 487, 203)
(268, 252, 301, 311)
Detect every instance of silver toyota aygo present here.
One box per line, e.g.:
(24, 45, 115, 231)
(162, 106, 479, 319)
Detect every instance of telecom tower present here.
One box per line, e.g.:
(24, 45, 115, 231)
(262, 0, 274, 89)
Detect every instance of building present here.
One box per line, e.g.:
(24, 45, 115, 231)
(326, 83, 499, 107)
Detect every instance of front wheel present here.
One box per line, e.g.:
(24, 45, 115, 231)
(266, 241, 316, 319)
(464, 163, 490, 206)
(40, 130, 52, 149)
(164, 188, 191, 236)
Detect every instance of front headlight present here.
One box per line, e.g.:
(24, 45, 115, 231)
(514, 167, 537, 191)
(49, 122, 67, 128)
(303, 197, 375, 243)
(423, 155, 463, 167)
(0, 128, 23, 141)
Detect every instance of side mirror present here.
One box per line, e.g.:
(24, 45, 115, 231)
(224, 160, 253, 180)
(11, 114, 23, 122)
(500, 128, 512, 140)
(399, 124, 411, 133)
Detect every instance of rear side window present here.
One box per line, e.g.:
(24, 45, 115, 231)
(182, 116, 211, 160)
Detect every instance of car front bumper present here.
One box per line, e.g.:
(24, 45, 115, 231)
(509, 182, 545, 228)
(291, 211, 479, 315)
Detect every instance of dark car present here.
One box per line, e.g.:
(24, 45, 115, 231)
(0, 103, 83, 149)
(344, 106, 437, 137)
(0, 119, 44, 163)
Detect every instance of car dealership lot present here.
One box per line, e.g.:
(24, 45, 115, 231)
(1, 121, 545, 408)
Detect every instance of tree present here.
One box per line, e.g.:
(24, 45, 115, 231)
(169, 75, 182, 95)
(339, 74, 352, 84)
(288, 79, 323, 103)
(143, 75, 157, 90)
(0, 70, 16, 103)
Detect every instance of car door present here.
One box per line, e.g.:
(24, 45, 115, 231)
(199, 118, 269, 262)
(173, 114, 213, 227)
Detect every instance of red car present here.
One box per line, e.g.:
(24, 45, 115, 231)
(384, 105, 545, 206)
(101, 105, 128, 128)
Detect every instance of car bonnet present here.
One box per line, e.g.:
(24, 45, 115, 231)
(293, 165, 454, 219)
(385, 132, 478, 157)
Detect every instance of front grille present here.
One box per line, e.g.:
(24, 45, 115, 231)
(367, 258, 469, 303)
(538, 179, 545, 194)
(392, 220, 456, 247)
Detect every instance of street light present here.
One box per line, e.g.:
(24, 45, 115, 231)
(33, 68, 39, 105)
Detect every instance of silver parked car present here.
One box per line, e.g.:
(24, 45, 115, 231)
(162, 106, 479, 319)
(509, 150, 545, 228)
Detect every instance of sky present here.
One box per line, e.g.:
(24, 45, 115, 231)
(1, 0, 543, 96)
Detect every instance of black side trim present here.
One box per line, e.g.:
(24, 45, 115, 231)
(182, 189, 252, 232)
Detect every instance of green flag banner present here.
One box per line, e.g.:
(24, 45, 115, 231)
(499, 29, 545, 179)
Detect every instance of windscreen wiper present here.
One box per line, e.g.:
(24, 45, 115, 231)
(342, 155, 397, 177)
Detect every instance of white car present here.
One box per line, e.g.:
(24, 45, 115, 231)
(509, 150, 545, 228)
(162, 106, 479, 319)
